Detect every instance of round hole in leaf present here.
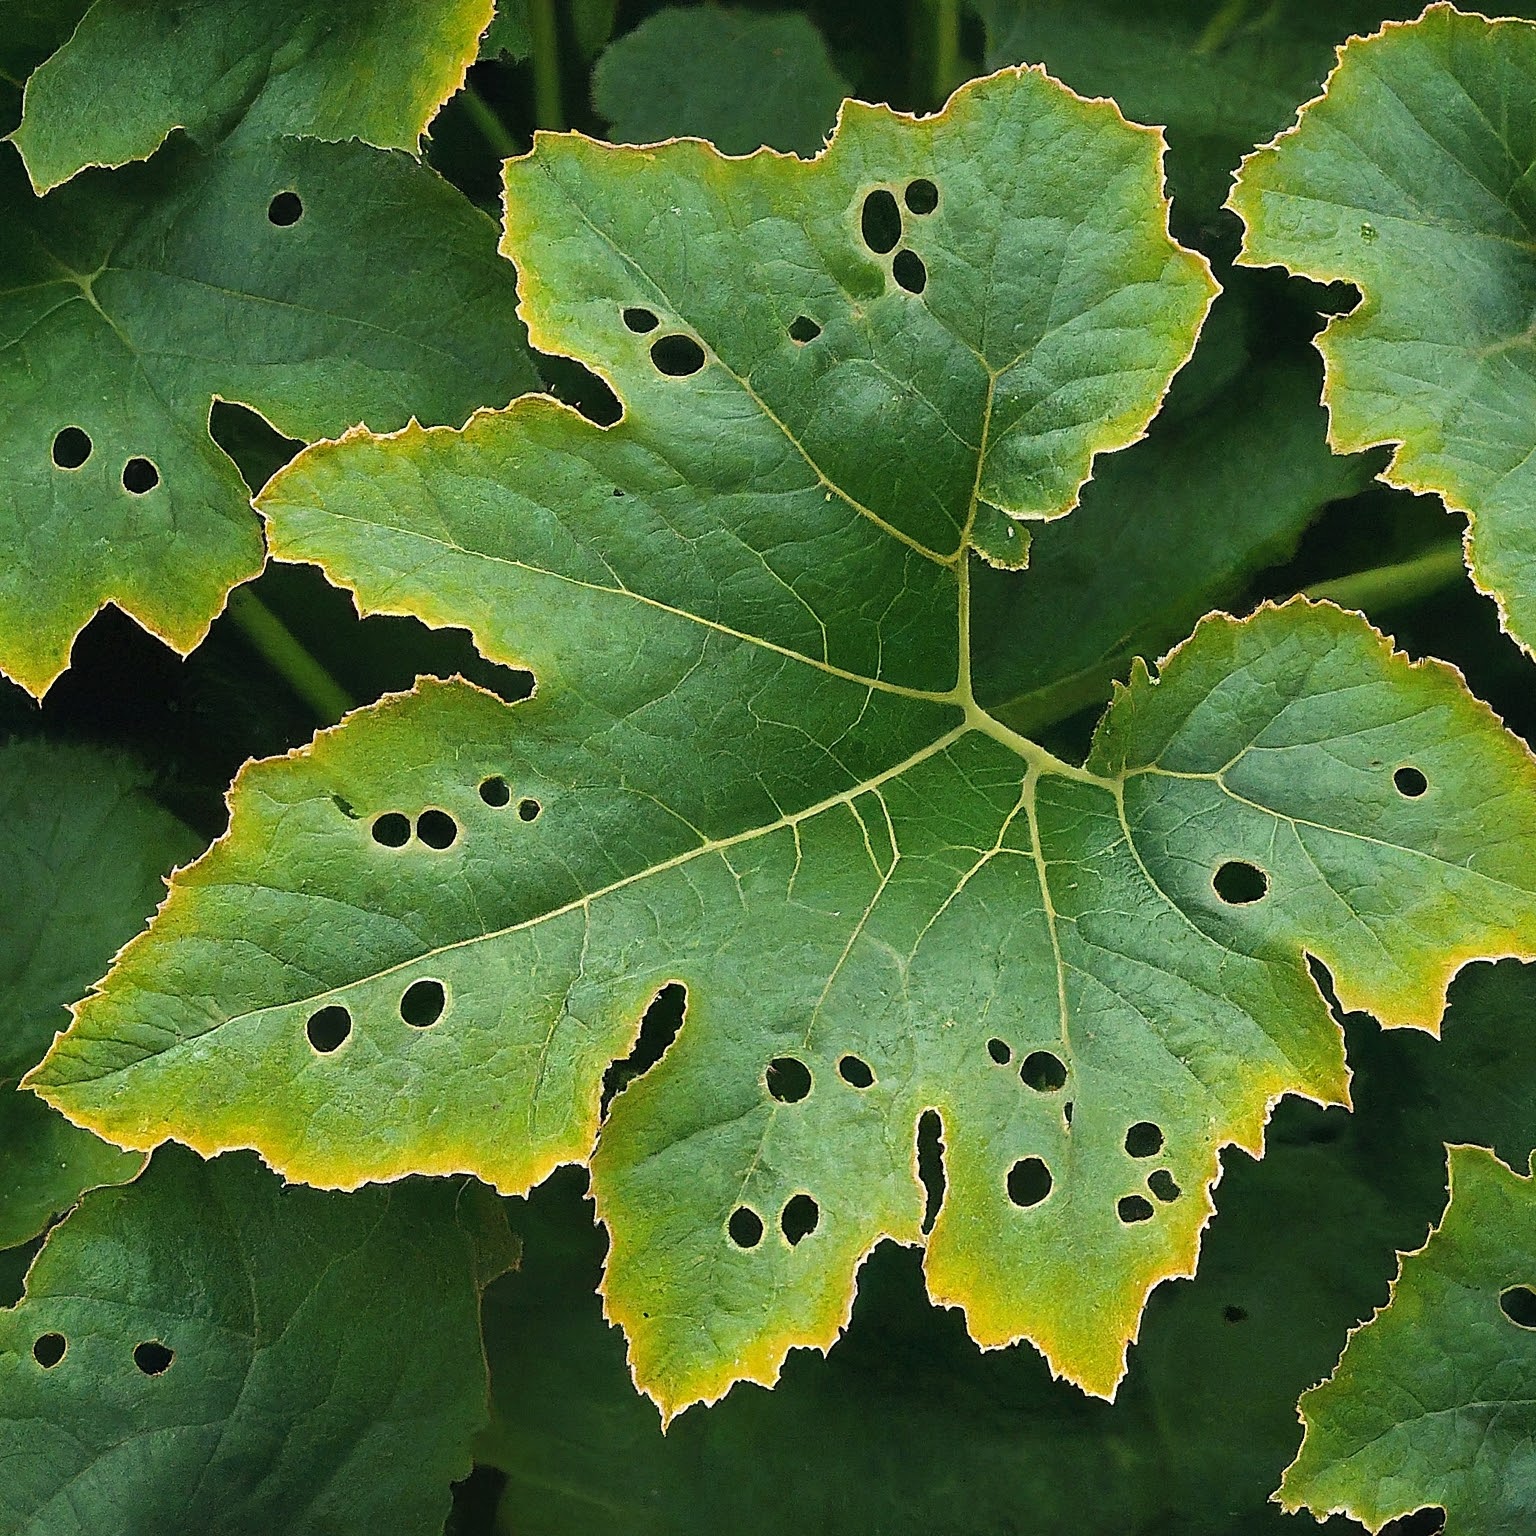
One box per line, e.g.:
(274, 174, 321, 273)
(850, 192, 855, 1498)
(765, 1055, 812, 1103)
(52, 426, 91, 468)
(517, 798, 541, 822)
(267, 191, 303, 226)
(1394, 765, 1428, 797)
(370, 812, 410, 848)
(893, 250, 927, 294)
(306, 1004, 351, 1053)
(1007, 1156, 1052, 1208)
(1020, 1050, 1066, 1092)
(789, 315, 822, 344)
(32, 1333, 65, 1368)
(986, 1037, 1012, 1065)
(1148, 1168, 1181, 1203)
(1118, 1194, 1155, 1225)
(860, 188, 901, 253)
(133, 1340, 174, 1375)
(479, 775, 510, 807)
(1223, 1304, 1248, 1324)
(400, 978, 446, 1028)
(905, 178, 939, 214)
(1125, 1121, 1163, 1158)
(416, 809, 459, 849)
(622, 306, 659, 333)
(1500, 1285, 1536, 1329)
(727, 1206, 764, 1248)
(837, 1053, 874, 1088)
(122, 457, 159, 494)
(780, 1193, 819, 1245)
(1213, 860, 1267, 904)
(650, 334, 706, 377)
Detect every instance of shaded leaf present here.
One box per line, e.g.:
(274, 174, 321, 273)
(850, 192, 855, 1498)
(1281, 1142, 1536, 1534)
(13, 0, 494, 193)
(592, 7, 849, 157)
(0, 1148, 515, 1536)
(1230, 4, 1536, 657)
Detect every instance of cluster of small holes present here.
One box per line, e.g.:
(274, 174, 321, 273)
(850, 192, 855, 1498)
(134, 1341, 174, 1375)
(268, 191, 303, 226)
(1213, 860, 1267, 905)
(1500, 1285, 1536, 1328)
(1395, 765, 1428, 797)
(369, 808, 460, 848)
(307, 1004, 351, 1053)
(858, 180, 937, 296)
(400, 978, 446, 1029)
(1007, 1156, 1052, 1208)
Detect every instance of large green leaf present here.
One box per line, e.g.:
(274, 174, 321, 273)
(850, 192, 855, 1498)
(12, 0, 494, 193)
(0, 1147, 515, 1535)
(0, 135, 536, 696)
(28, 68, 1536, 1423)
(592, 7, 849, 157)
(0, 740, 200, 1249)
(1230, 3, 1536, 658)
(1281, 1142, 1536, 1534)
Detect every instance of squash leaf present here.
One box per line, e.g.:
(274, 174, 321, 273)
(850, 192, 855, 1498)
(1230, 3, 1536, 658)
(26, 68, 1536, 1422)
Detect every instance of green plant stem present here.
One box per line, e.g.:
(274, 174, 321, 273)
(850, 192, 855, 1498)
(1304, 542, 1468, 614)
(528, 0, 564, 131)
(460, 83, 518, 162)
(934, 0, 961, 105)
(227, 588, 354, 725)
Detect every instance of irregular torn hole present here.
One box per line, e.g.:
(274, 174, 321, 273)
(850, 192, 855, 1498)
(837, 1053, 874, 1088)
(1379, 1511, 1446, 1536)
(1148, 1169, 1181, 1203)
(892, 250, 927, 293)
(122, 457, 159, 494)
(650, 334, 706, 377)
(267, 191, 303, 226)
(1125, 1121, 1163, 1158)
(517, 798, 541, 822)
(51, 426, 91, 468)
(306, 1004, 351, 1053)
(478, 775, 510, 807)
(32, 1333, 65, 1368)
(370, 812, 410, 848)
(400, 978, 446, 1028)
(728, 1206, 764, 1249)
(1062, 1100, 1074, 1126)
(1500, 1285, 1536, 1328)
(415, 808, 459, 849)
(540, 353, 623, 425)
(904, 178, 939, 214)
(765, 1056, 812, 1103)
(860, 188, 901, 254)
(1006, 1156, 1052, 1208)
(1213, 860, 1267, 904)
(133, 1340, 174, 1375)
(622, 305, 659, 333)
(1117, 1195, 1155, 1225)
(780, 1193, 820, 1245)
(1020, 1050, 1066, 1092)
(986, 1037, 1012, 1065)
(917, 1109, 945, 1234)
(1394, 765, 1428, 797)
(601, 982, 685, 1114)
(789, 315, 821, 343)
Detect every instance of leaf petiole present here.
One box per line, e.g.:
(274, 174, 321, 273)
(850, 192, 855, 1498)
(460, 82, 518, 162)
(227, 587, 354, 725)
(1303, 541, 1468, 615)
(528, 0, 564, 130)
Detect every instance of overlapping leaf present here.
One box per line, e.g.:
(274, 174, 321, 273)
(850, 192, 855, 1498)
(0, 1148, 515, 1535)
(1230, 4, 1536, 657)
(26, 67, 1536, 1424)
(1282, 1143, 1536, 1534)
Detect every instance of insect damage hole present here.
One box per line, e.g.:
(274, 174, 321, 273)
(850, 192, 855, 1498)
(780, 1194, 820, 1245)
(52, 426, 91, 468)
(267, 191, 303, 226)
(892, 250, 927, 294)
(371, 812, 410, 848)
(478, 775, 510, 807)
(1394, 765, 1428, 797)
(416, 809, 459, 849)
(916, 1111, 947, 1233)
(1020, 1050, 1066, 1092)
(306, 1004, 351, 1053)
(986, 1037, 1012, 1065)
(728, 1206, 764, 1249)
(133, 1340, 174, 1375)
(122, 457, 159, 494)
(32, 1333, 66, 1368)
(789, 315, 822, 344)
(1125, 1121, 1163, 1158)
(650, 334, 706, 377)
(837, 1053, 874, 1088)
(1148, 1169, 1181, 1203)
(400, 978, 446, 1029)
(1500, 1285, 1536, 1328)
(905, 178, 939, 214)
(765, 1056, 812, 1103)
(517, 798, 541, 822)
(1213, 860, 1267, 905)
(622, 306, 659, 333)
(860, 188, 901, 254)
(601, 982, 685, 1114)
(1118, 1195, 1155, 1225)
(1007, 1156, 1052, 1208)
